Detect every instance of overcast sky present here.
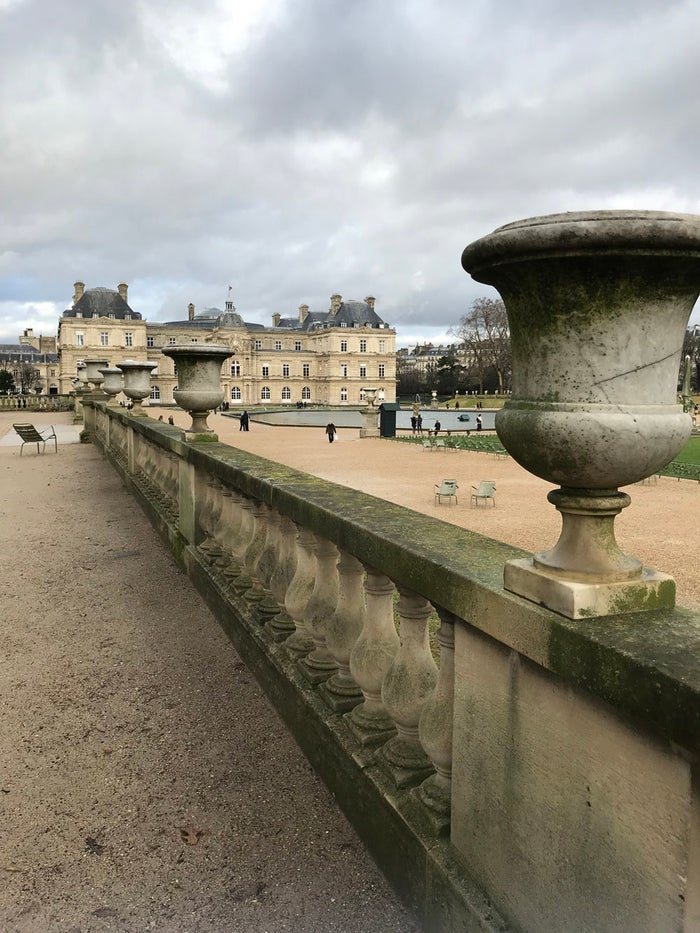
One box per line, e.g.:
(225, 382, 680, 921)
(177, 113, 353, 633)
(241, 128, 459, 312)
(1, 0, 699, 348)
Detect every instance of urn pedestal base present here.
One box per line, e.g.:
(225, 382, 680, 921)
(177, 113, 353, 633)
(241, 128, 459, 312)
(504, 557, 675, 619)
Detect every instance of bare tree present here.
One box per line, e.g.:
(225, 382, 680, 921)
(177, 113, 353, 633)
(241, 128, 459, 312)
(451, 298, 511, 393)
(15, 361, 42, 394)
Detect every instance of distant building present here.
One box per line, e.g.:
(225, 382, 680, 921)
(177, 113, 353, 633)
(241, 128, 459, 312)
(0, 329, 59, 395)
(56, 283, 396, 405)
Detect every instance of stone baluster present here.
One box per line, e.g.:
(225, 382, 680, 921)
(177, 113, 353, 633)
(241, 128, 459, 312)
(252, 505, 284, 623)
(379, 587, 438, 787)
(298, 535, 340, 682)
(265, 515, 298, 641)
(284, 525, 317, 657)
(345, 569, 399, 747)
(239, 499, 267, 605)
(228, 495, 256, 593)
(199, 478, 224, 560)
(320, 550, 365, 711)
(416, 610, 454, 833)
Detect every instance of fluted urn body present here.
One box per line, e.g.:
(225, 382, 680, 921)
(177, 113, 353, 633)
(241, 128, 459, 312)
(161, 345, 229, 435)
(97, 366, 123, 402)
(116, 360, 156, 409)
(462, 210, 700, 618)
(84, 359, 109, 390)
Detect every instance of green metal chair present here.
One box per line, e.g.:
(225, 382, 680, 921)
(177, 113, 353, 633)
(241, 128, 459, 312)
(434, 479, 459, 505)
(470, 480, 496, 507)
(13, 423, 58, 456)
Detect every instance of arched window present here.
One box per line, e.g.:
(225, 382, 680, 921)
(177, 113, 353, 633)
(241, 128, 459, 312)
(261, 386, 271, 400)
(231, 386, 241, 401)
(340, 387, 348, 402)
(150, 385, 160, 400)
(301, 386, 311, 400)
(281, 386, 291, 400)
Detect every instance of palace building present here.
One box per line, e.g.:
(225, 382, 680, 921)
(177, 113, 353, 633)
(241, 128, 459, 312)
(56, 283, 396, 405)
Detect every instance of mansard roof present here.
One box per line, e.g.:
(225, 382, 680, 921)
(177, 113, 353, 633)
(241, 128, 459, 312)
(274, 298, 389, 332)
(0, 343, 58, 362)
(63, 287, 141, 320)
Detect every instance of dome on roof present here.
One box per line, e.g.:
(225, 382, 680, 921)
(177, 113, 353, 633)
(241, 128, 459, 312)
(218, 310, 245, 327)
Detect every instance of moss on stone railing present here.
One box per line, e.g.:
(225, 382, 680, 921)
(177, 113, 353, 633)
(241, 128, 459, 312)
(90, 401, 700, 933)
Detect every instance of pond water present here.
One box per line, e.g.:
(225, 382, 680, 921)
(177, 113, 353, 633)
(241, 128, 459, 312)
(235, 406, 498, 432)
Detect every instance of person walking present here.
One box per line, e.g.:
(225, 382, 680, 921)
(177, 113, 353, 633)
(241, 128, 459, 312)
(325, 422, 337, 443)
(434, 419, 441, 436)
(416, 414, 423, 435)
(240, 410, 250, 431)
(476, 414, 483, 431)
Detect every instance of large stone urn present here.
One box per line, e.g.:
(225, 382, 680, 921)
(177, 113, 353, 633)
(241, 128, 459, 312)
(83, 358, 109, 390)
(97, 366, 123, 403)
(161, 345, 230, 437)
(462, 210, 700, 618)
(116, 360, 156, 411)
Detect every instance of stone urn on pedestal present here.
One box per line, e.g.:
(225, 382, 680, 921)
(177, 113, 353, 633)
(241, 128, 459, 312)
(97, 366, 124, 404)
(83, 359, 110, 391)
(161, 345, 230, 440)
(462, 210, 700, 619)
(359, 387, 380, 438)
(116, 361, 157, 413)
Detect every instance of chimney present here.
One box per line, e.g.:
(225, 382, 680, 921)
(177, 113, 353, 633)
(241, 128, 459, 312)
(73, 281, 85, 304)
(188, 302, 195, 321)
(118, 282, 128, 302)
(364, 295, 375, 311)
(329, 294, 342, 316)
(272, 312, 281, 327)
(299, 304, 309, 323)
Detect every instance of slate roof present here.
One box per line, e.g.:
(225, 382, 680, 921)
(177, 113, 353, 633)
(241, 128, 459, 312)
(277, 299, 388, 332)
(63, 287, 141, 320)
(0, 343, 58, 362)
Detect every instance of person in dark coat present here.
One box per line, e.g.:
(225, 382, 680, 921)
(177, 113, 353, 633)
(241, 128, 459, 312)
(240, 411, 249, 431)
(325, 422, 337, 443)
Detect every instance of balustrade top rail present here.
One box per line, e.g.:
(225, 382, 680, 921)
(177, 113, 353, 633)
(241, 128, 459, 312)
(102, 403, 700, 751)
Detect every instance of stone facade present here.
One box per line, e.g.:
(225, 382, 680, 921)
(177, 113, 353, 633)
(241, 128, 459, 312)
(56, 284, 396, 405)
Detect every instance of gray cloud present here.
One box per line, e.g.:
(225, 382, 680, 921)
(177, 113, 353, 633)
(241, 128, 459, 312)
(1, 0, 699, 347)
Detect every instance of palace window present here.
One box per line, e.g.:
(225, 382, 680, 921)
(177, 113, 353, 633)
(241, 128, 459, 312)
(340, 322, 347, 328)
(379, 339, 386, 353)
(76, 332, 84, 347)
(282, 363, 290, 377)
(378, 364, 385, 378)
(281, 386, 291, 400)
(147, 336, 154, 348)
(360, 339, 367, 352)
(340, 364, 348, 378)
(125, 332, 133, 347)
(262, 364, 269, 378)
(302, 386, 311, 400)
(231, 361, 241, 376)
(340, 387, 348, 401)
(360, 364, 367, 378)
(231, 386, 241, 401)
(261, 386, 271, 400)
(340, 340, 347, 352)
(169, 337, 176, 345)
(275, 340, 282, 351)
(255, 339, 262, 350)
(302, 363, 310, 378)
(100, 332, 109, 346)
(150, 385, 160, 400)
(295, 340, 302, 351)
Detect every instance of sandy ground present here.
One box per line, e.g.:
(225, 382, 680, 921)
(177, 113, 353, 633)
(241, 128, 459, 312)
(150, 406, 700, 610)
(0, 412, 419, 933)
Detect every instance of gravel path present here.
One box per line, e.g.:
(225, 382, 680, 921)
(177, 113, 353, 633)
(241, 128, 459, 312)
(0, 413, 419, 933)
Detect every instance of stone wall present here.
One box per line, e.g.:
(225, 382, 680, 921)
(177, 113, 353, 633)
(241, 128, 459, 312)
(89, 400, 700, 933)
